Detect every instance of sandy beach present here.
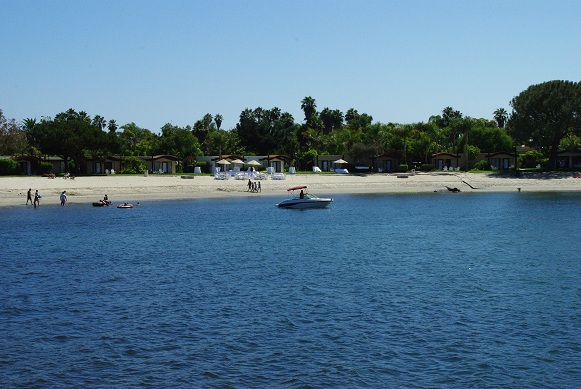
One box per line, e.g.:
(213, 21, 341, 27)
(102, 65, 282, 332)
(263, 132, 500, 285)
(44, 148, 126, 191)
(1, 171, 580, 207)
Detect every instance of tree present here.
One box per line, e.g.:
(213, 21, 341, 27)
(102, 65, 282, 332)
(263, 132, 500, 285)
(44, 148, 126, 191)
(431, 106, 463, 128)
(466, 118, 513, 152)
(234, 107, 297, 155)
(297, 148, 318, 171)
(508, 80, 581, 169)
(214, 114, 223, 131)
(493, 108, 508, 128)
(119, 156, 147, 174)
(28, 109, 111, 174)
(345, 108, 373, 131)
(0, 110, 27, 155)
(463, 144, 481, 170)
(444, 116, 472, 154)
(22, 118, 37, 132)
(442, 106, 462, 126)
(119, 122, 157, 156)
(560, 134, 581, 150)
(361, 122, 385, 167)
(193, 113, 214, 145)
(320, 108, 343, 134)
(325, 127, 352, 155)
(206, 130, 229, 156)
(349, 142, 376, 166)
(235, 108, 263, 153)
(300, 96, 317, 124)
(158, 123, 201, 161)
(92, 115, 106, 131)
(204, 129, 243, 157)
(107, 119, 118, 133)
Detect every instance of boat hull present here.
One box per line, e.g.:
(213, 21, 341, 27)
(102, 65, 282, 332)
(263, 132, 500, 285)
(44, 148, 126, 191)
(277, 198, 332, 209)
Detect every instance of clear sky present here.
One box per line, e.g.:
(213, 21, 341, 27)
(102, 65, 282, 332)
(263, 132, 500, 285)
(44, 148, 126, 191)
(2, 0, 580, 133)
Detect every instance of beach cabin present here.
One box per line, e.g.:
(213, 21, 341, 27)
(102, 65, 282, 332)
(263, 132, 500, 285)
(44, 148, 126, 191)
(313, 155, 343, 172)
(13, 156, 38, 175)
(486, 151, 517, 170)
(432, 152, 460, 170)
(259, 155, 290, 173)
(557, 148, 581, 169)
(146, 155, 179, 174)
(373, 153, 399, 172)
(9, 155, 66, 175)
(86, 156, 122, 175)
(85, 155, 179, 174)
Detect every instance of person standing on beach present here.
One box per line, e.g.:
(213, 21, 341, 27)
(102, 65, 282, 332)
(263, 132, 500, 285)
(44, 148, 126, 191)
(60, 191, 67, 206)
(33, 190, 40, 208)
(26, 188, 32, 205)
(247, 179, 252, 192)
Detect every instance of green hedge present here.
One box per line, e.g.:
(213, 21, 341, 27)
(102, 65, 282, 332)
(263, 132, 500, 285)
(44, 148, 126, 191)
(473, 160, 491, 170)
(0, 159, 20, 175)
(38, 161, 53, 174)
(120, 156, 146, 174)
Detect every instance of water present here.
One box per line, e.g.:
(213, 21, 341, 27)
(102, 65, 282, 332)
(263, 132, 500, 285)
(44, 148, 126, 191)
(1, 192, 581, 387)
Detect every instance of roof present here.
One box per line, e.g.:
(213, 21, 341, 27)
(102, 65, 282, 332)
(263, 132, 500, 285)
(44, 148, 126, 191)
(150, 155, 180, 161)
(432, 152, 460, 158)
(487, 151, 517, 157)
(375, 153, 399, 159)
(558, 148, 581, 155)
(259, 154, 291, 162)
(211, 154, 244, 161)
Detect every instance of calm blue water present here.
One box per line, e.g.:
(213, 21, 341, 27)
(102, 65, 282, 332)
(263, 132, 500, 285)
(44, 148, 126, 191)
(1, 192, 581, 387)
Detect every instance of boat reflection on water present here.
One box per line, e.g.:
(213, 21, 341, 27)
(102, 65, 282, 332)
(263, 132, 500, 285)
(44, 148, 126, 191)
(276, 185, 332, 209)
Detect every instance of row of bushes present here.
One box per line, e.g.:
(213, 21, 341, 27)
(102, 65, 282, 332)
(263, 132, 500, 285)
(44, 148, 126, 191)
(0, 160, 55, 175)
(0, 159, 20, 175)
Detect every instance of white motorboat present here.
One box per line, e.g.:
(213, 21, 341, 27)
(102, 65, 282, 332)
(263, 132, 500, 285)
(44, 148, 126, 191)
(277, 185, 333, 209)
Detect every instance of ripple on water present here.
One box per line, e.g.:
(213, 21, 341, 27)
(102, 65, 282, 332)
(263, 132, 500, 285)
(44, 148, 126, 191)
(1, 193, 581, 387)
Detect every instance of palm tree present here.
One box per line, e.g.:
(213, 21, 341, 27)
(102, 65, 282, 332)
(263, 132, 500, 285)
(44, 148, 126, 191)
(22, 118, 37, 132)
(331, 109, 344, 130)
(493, 108, 508, 128)
(92, 115, 106, 131)
(300, 96, 317, 123)
(78, 111, 90, 123)
(320, 108, 343, 134)
(440, 106, 462, 128)
(108, 119, 118, 133)
(214, 114, 223, 131)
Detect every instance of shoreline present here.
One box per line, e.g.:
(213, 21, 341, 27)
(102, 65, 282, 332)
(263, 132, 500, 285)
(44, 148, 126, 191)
(1, 172, 579, 207)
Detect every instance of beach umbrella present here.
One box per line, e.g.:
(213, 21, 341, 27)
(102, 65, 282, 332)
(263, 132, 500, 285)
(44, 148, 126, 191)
(216, 159, 231, 171)
(334, 158, 348, 165)
(230, 159, 244, 165)
(245, 160, 261, 166)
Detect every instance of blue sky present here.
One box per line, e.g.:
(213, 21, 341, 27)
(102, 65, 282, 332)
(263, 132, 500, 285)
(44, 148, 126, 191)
(2, 0, 580, 133)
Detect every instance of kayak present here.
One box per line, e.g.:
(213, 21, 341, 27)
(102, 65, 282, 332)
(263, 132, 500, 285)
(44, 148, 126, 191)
(93, 200, 112, 207)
